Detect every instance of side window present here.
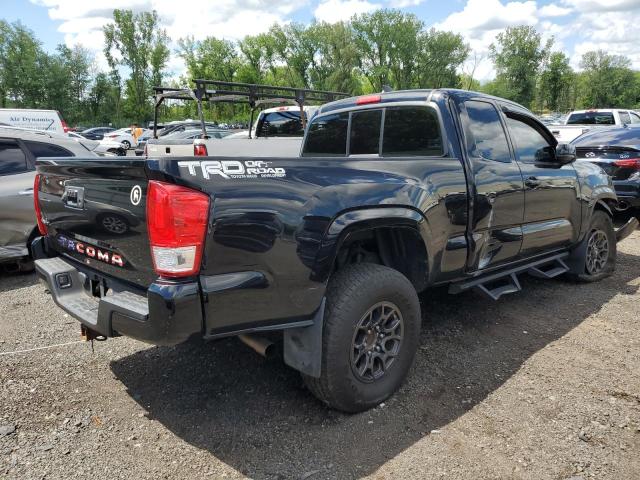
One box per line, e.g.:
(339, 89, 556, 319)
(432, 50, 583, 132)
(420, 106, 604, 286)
(505, 116, 552, 163)
(349, 109, 382, 155)
(463, 100, 511, 163)
(382, 107, 443, 156)
(24, 141, 73, 158)
(619, 111, 631, 125)
(0, 140, 28, 175)
(303, 113, 349, 156)
(631, 112, 640, 124)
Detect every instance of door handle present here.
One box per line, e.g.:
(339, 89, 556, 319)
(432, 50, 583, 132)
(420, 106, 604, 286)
(525, 177, 540, 188)
(18, 188, 34, 196)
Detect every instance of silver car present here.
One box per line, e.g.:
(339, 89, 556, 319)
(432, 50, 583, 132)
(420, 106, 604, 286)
(0, 126, 96, 269)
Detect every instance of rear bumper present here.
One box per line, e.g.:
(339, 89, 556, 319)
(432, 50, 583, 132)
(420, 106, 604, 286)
(33, 241, 203, 346)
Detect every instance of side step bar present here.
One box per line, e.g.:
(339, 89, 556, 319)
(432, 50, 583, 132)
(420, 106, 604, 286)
(449, 253, 569, 301)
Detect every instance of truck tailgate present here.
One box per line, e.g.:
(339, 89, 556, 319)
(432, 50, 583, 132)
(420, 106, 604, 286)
(36, 158, 156, 287)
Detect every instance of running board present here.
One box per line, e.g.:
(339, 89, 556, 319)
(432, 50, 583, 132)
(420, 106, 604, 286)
(527, 257, 569, 279)
(449, 252, 569, 301)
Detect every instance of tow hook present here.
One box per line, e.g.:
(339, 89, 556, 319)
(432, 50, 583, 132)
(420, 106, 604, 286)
(80, 324, 107, 342)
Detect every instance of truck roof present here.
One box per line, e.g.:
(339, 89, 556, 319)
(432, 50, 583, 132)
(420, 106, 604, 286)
(317, 89, 531, 116)
(569, 109, 624, 114)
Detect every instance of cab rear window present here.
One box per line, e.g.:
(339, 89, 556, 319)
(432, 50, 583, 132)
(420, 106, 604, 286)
(566, 112, 615, 125)
(302, 106, 443, 157)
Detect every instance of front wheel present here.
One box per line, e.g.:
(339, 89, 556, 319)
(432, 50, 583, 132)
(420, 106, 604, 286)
(566, 210, 616, 282)
(121, 140, 131, 149)
(303, 263, 421, 412)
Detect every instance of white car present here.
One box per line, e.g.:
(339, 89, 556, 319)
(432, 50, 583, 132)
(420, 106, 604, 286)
(67, 132, 126, 156)
(102, 128, 137, 149)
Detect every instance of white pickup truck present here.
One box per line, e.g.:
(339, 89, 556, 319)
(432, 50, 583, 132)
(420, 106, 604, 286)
(549, 109, 640, 143)
(145, 105, 318, 158)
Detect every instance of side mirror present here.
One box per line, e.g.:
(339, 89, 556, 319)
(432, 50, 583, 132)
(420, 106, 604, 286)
(555, 143, 576, 165)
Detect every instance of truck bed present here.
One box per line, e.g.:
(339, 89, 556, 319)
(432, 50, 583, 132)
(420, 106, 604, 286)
(145, 137, 303, 157)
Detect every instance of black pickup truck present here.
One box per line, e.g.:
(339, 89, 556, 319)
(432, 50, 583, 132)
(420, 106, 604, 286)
(32, 89, 638, 412)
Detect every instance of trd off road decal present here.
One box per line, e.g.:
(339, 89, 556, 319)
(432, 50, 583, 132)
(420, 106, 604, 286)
(178, 160, 286, 179)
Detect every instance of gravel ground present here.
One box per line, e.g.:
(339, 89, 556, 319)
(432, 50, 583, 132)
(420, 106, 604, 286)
(1, 226, 639, 480)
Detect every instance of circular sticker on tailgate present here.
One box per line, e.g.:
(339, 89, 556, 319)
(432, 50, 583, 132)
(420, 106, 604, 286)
(130, 185, 142, 206)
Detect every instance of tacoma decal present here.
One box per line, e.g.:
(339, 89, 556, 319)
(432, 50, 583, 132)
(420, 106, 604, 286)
(178, 160, 286, 179)
(57, 235, 125, 267)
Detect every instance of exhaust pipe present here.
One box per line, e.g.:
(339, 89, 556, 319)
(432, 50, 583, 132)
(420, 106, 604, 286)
(616, 201, 630, 212)
(238, 334, 275, 358)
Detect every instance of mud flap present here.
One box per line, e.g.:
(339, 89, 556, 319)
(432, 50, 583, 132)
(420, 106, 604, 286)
(615, 217, 639, 243)
(283, 298, 325, 378)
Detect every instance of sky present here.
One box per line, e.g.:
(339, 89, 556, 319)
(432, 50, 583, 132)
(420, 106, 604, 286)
(2, 0, 640, 82)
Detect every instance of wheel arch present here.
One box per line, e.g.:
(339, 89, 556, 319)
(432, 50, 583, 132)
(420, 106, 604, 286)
(311, 207, 432, 292)
(593, 198, 614, 218)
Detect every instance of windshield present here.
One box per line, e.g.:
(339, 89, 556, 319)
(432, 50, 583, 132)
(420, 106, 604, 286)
(567, 112, 615, 125)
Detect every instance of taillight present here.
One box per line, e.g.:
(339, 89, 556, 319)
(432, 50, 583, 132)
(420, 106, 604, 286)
(356, 94, 381, 105)
(194, 143, 208, 156)
(146, 181, 209, 278)
(613, 158, 640, 169)
(57, 111, 70, 133)
(34, 174, 48, 235)
(143, 143, 148, 158)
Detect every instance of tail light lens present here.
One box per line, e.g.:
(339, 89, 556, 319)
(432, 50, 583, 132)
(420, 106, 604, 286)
(613, 158, 640, 169)
(194, 143, 208, 156)
(57, 111, 70, 133)
(146, 181, 210, 278)
(33, 174, 48, 235)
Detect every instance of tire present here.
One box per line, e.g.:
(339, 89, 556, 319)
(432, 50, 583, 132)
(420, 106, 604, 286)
(303, 263, 421, 412)
(566, 210, 616, 282)
(122, 140, 131, 149)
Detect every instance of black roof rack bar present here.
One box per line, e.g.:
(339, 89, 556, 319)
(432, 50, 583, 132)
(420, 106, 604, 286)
(152, 80, 350, 139)
(193, 79, 349, 98)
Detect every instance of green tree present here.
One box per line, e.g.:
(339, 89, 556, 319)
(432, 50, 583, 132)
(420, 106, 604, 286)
(104, 9, 170, 122)
(0, 21, 48, 108)
(578, 50, 636, 108)
(87, 72, 122, 125)
(415, 29, 469, 88)
(236, 33, 278, 84)
(489, 26, 551, 108)
(352, 10, 423, 90)
(269, 23, 319, 88)
(309, 21, 361, 94)
(178, 36, 239, 82)
(537, 52, 574, 112)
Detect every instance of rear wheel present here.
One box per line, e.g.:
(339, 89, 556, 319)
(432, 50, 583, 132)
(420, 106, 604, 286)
(566, 210, 616, 282)
(121, 140, 131, 149)
(303, 263, 421, 412)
